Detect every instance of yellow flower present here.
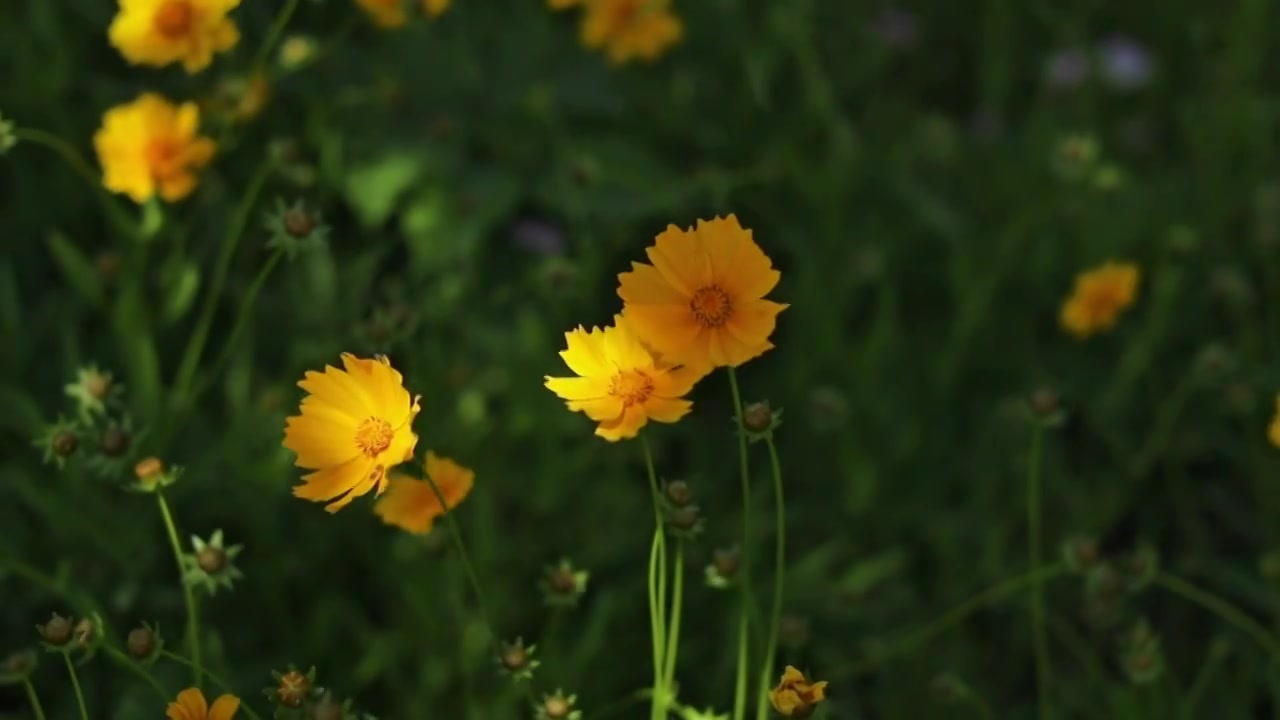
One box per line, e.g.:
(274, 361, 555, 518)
(422, 0, 450, 17)
(544, 317, 702, 441)
(1059, 261, 1140, 338)
(283, 354, 422, 513)
(166, 687, 240, 720)
(108, 0, 240, 74)
(93, 93, 216, 204)
(580, 0, 683, 64)
(356, 0, 408, 27)
(769, 666, 828, 718)
(617, 214, 788, 371)
(1269, 395, 1280, 448)
(375, 451, 475, 533)
(547, 0, 581, 8)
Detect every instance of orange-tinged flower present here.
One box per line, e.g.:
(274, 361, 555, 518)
(355, 0, 408, 27)
(618, 214, 788, 371)
(166, 687, 240, 720)
(545, 317, 704, 441)
(769, 666, 828, 718)
(108, 0, 240, 74)
(1269, 395, 1280, 449)
(93, 93, 216, 204)
(283, 354, 421, 513)
(375, 451, 475, 533)
(580, 0, 683, 64)
(1059, 261, 1140, 338)
(422, 0, 450, 17)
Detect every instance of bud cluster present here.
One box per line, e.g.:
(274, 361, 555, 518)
(34, 365, 156, 484)
(661, 480, 704, 540)
(263, 666, 378, 720)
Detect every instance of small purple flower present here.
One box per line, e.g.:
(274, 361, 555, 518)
(510, 218, 566, 257)
(1097, 35, 1154, 91)
(1044, 47, 1090, 90)
(869, 8, 918, 50)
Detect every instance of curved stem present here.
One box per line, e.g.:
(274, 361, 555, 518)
(23, 678, 47, 720)
(171, 159, 273, 410)
(755, 435, 786, 720)
(251, 0, 301, 76)
(727, 367, 754, 720)
(13, 128, 138, 239)
(847, 565, 1067, 676)
(1027, 425, 1052, 719)
(662, 540, 685, 702)
(161, 651, 265, 720)
(63, 653, 89, 720)
(640, 433, 668, 720)
(156, 491, 202, 689)
(104, 645, 169, 702)
(187, 251, 284, 402)
(1156, 573, 1280, 656)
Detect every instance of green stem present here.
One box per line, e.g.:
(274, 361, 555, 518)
(187, 251, 284, 402)
(1156, 573, 1280, 656)
(23, 678, 47, 720)
(156, 491, 202, 689)
(171, 160, 273, 409)
(1181, 642, 1228, 720)
(755, 435, 786, 720)
(640, 433, 668, 720)
(13, 128, 139, 239)
(63, 653, 89, 720)
(104, 645, 169, 702)
(727, 366, 753, 720)
(161, 651, 265, 720)
(663, 540, 685, 703)
(1027, 424, 1052, 720)
(251, 0, 301, 76)
(847, 565, 1067, 676)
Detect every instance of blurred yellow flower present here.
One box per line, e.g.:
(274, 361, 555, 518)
(93, 93, 216, 203)
(769, 666, 827, 718)
(166, 687, 239, 720)
(547, 0, 581, 8)
(545, 317, 703, 441)
(356, 0, 449, 27)
(1059, 261, 1140, 339)
(283, 354, 421, 513)
(1269, 395, 1280, 448)
(618, 214, 787, 371)
(580, 0, 682, 64)
(375, 451, 475, 534)
(108, 0, 240, 74)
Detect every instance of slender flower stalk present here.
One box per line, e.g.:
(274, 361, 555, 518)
(728, 367, 754, 720)
(156, 491, 202, 688)
(63, 654, 89, 720)
(13, 127, 138, 238)
(1156, 573, 1280, 657)
(104, 645, 169, 702)
(756, 435, 786, 720)
(251, 0, 302, 76)
(662, 539, 686, 701)
(187, 251, 284, 403)
(1026, 425, 1052, 720)
(23, 678, 47, 720)
(640, 433, 669, 720)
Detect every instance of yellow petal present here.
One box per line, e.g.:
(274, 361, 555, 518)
(567, 395, 625, 422)
(617, 261, 688, 305)
(208, 694, 241, 720)
(643, 396, 691, 423)
(283, 414, 360, 469)
(292, 457, 370, 505)
(646, 224, 711, 295)
(544, 376, 609, 401)
(595, 404, 647, 441)
(559, 327, 610, 377)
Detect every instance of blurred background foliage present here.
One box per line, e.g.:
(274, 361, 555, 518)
(4, 0, 1280, 718)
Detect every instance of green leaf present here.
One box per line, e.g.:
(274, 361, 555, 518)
(344, 153, 424, 228)
(46, 231, 103, 307)
(160, 261, 201, 326)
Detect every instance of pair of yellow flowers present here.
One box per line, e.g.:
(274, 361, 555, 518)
(281, 215, 785, 528)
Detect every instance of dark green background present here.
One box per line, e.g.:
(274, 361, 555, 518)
(3, 0, 1280, 718)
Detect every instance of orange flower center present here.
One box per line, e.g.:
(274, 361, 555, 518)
(144, 138, 185, 180)
(609, 0, 642, 29)
(354, 417, 394, 457)
(689, 285, 733, 327)
(153, 1, 195, 39)
(609, 371, 654, 407)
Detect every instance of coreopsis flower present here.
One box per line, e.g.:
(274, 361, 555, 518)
(769, 666, 828, 718)
(374, 451, 475, 534)
(283, 354, 421, 512)
(356, 0, 448, 27)
(580, 0, 683, 65)
(422, 0, 450, 17)
(544, 317, 701, 441)
(108, 0, 240, 74)
(166, 687, 240, 720)
(617, 214, 787, 370)
(1268, 395, 1280, 448)
(1059, 261, 1140, 338)
(93, 94, 215, 204)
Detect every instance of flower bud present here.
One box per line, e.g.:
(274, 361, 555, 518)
(666, 505, 704, 539)
(535, 690, 581, 720)
(74, 617, 97, 650)
(52, 430, 79, 458)
(126, 625, 156, 660)
(496, 637, 540, 682)
(744, 401, 773, 433)
(276, 669, 311, 708)
(284, 205, 318, 238)
(135, 457, 164, 483)
(1120, 619, 1163, 684)
(99, 425, 131, 457)
(38, 613, 73, 647)
(197, 546, 228, 574)
(0, 112, 15, 155)
(540, 559, 589, 608)
(1061, 536, 1100, 574)
(663, 480, 693, 508)
(0, 649, 36, 684)
(311, 694, 345, 720)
